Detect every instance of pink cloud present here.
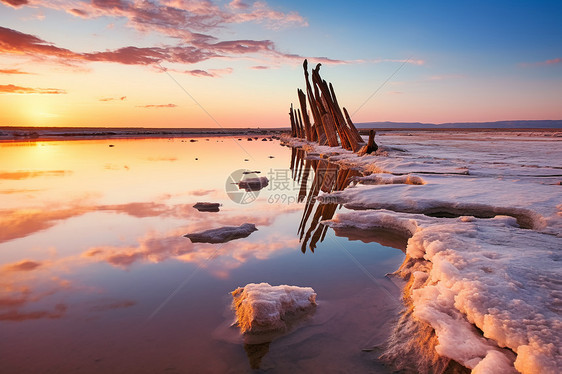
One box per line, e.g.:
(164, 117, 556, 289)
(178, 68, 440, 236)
(0, 1, 328, 69)
(0, 0, 29, 8)
(0, 201, 197, 243)
(2, 259, 42, 272)
(190, 189, 217, 196)
(83, 213, 278, 269)
(1, 24, 350, 69)
(520, 57, 562, 67)
(251, 65, 269, 70)
(227, 1, 308, 28)
(0, 26, 80, 60)
(545, 57, 561, 65)
(176, 67, 233, 77)
(229, 0, 249, 9)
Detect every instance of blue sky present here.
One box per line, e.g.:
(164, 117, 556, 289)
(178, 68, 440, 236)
(0, 0, 560, 127)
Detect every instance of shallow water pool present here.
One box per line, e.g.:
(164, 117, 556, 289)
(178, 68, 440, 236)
(0, 137, 405, 373)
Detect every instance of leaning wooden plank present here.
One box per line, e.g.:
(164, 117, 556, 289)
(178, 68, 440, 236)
(289, 104, 296, 137)
(303, 60, 326, 144)
(343, 107, 365, 145)
(297, 89, 313, 141)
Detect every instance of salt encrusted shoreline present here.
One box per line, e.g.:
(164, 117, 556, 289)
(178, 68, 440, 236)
(281, 132, 561, 374)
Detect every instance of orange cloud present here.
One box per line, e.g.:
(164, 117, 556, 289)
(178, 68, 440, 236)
(0, 170, 71, 180)
(0, 207, 90, 243)
(0, 68, 32, 74)
(99, 96, 126, 101)
(0, 189, 42, 194)
(0, 84, 66, 94)
(2, 259, 42, 272)
(136, 103, 178, 108)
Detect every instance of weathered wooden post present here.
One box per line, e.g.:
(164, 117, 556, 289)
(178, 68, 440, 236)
(358, 129, 378, 155)
(289, 104, 296, 137)
(290, 59, 377, 155)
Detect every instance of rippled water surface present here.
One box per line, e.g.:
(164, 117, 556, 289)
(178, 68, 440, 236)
(0, 137, 405, 373)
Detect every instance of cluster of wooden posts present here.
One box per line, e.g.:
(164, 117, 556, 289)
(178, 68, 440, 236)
(289, 60, 377, 154)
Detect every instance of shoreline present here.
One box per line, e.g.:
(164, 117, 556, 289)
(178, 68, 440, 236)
(0, 126, 287, 142)
(1, 126, 560, 143)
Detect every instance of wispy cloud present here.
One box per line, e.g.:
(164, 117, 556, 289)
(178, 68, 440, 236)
(520, 57, 562, 67)
(0, 84, 66, 94)
(370, 58, 425, 66)
(173, 67, 233, 77)
(427, 74, 464, 81)
(2, 259, 42, 272)
(99, 96, 126, 102)
(137, 103, 177, 108)
(545, 57, 562, 65)
(0, 68, 32, 74)
(250, 65, 270, 70)
(0, 170, 71, 179)
(1, 0, 30, 9)
(0, 2, 345, 70)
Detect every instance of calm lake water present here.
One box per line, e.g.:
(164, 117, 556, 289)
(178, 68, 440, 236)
(0, 137, 405, 373)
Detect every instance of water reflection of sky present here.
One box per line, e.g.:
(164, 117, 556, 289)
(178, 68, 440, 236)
(0, 137, 405, 373)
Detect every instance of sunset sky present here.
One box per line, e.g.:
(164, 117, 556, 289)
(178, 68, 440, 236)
(1, 0, 561, 128)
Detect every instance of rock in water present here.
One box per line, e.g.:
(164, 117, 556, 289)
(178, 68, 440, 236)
(193, 202, 220, 212)
(231, 283, 317, 335)
(184, 223, 257, 243)
(237, 176, 269, 191)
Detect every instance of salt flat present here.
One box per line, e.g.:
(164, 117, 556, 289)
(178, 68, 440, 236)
(283, 130, 561, 373)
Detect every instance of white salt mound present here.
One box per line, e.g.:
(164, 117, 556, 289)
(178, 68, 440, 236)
(231, 283, 317, 334)
(184, 223, 257, 243)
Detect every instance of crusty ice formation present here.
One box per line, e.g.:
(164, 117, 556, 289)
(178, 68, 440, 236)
(184, 223, 257, 243)
(283, 131, 561, 374)
(231, 283, 317, 335)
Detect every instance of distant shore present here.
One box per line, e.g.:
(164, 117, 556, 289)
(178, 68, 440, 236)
(1, 125, 560, 142)
(0, 126, 287, 141)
